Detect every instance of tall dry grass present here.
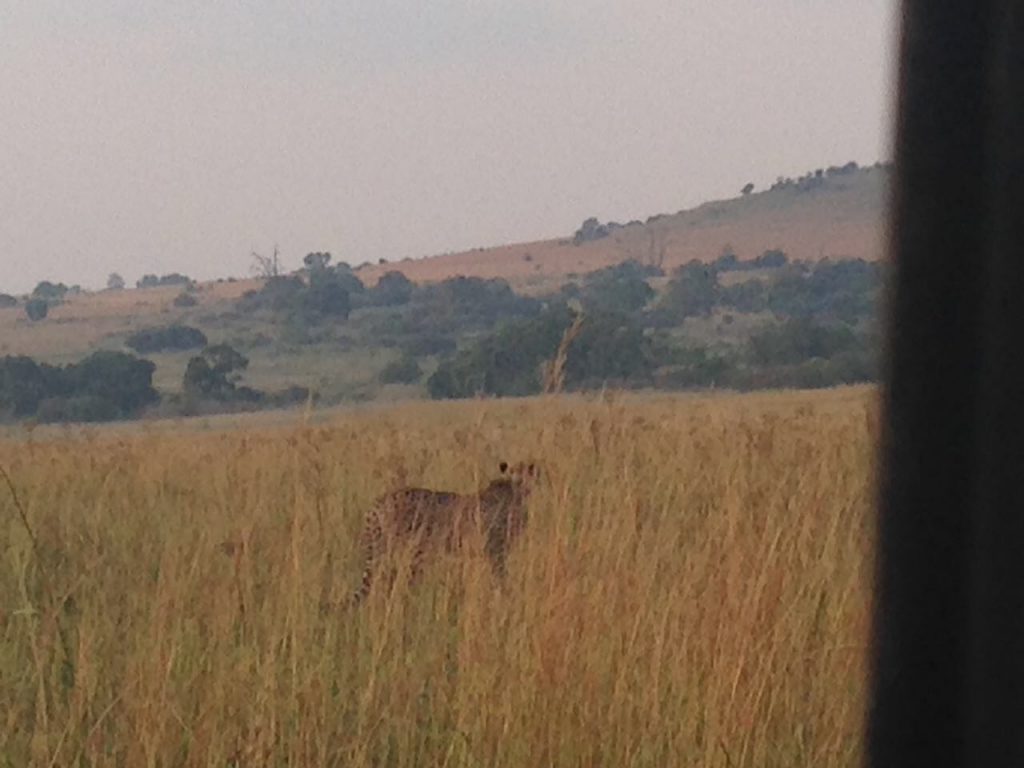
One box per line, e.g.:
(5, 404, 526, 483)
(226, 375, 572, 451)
(0, 387, 877, 767)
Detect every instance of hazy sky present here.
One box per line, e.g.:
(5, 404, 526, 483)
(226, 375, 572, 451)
(1, 1, 898, 294)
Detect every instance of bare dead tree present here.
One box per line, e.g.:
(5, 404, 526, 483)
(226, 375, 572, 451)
(250, 245, 282, 279)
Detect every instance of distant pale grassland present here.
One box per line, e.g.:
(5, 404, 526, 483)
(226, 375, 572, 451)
(0, 386, 877, 767)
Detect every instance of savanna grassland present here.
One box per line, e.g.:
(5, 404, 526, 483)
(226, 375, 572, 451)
(0, 386, 877, 767)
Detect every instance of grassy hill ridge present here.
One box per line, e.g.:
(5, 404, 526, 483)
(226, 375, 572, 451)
(353, 161, 889, 290)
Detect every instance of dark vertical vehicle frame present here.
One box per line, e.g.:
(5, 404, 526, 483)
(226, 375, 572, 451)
(870, 2, 1024, 766)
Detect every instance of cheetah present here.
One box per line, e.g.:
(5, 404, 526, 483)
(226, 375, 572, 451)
(353, 461, 540, 602)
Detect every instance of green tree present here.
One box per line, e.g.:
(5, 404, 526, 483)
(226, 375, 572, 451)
(303, 252, 332, 271)
(64, 351, 159, 415)
(32, 280, 68, 301)
(379, 356, 423, 384)
(747, 317, 857, 366)
(657, 262, 721, 322)
(0, 356, 62, 417)
(427, 306, 652, 399)
(303, 272, 351, 318)
(371, 271, 415, 306)
(183, 344, 252, 401)
(24, 299, 49, 321)
(125, 325, 207, 354)
(579, 261, 655, 313)
(203, 343, 249, 375)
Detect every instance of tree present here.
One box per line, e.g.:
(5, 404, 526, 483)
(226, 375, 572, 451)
(579, 261, 655, 313)
(251, 245, 282, 278)
(203, 343, 249, 375)
(183, 344, 251, 401)
(64, 351, 159, 415)
(656, 262, 721, 321)
(714, 246, 740, 270)
(303, 252, 332, 271)
(0, 356, 62, 417)
(742, 182, 755, 196)
(183, 357, 225, 399)
(370, 271, 415, 306)
(379, 356, 423, 384)
(0, 351, 157, 422)
(125, 325, 207, 354)
(0, 294, 18, 308)
(747, 317, 858, 366)
(107, 273, 126, 291)
(25, 299, 49, 321)
(32, 281, 67, 301)
(573, 217, 610, 245)
(304, 271, 351, 318)
(756, 249, 788, 268)
(427, 306, 652, 399)
(332, 263, 366, 297)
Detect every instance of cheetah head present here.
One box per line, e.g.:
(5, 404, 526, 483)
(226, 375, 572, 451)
(498, 460, 541, 491)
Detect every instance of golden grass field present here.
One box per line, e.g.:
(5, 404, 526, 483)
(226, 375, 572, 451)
(0, 386, 877, 767)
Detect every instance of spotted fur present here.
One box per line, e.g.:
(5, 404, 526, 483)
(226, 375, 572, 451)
(354, 461, 540, 602)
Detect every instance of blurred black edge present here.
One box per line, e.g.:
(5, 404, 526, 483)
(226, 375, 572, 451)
(869, 2, 1024, 766)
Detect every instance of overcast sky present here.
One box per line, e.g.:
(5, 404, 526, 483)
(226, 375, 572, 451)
(1, 1, 898, 293)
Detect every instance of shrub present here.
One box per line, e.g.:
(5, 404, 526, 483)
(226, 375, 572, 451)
(720, 279, 768, 313)
(268, 385, 315, 407)
(747, 318, 858, 366)
(239, 276, 306, 313)
(579, 261, 655, 313)
(303, 273, 351, 319)
(756, 249, 788, 269)
(573, 217, 610, 245)
(32, 281, 68, 300)
(183, 344, 251, 401)
(654, 262, 720, 322)
(427, 306, 652, 399)
(125, 325, 207, 354)
(64, 351, 159, 415)
(412, 276, 538, 332)
(0, 356, 63, 417)
(370, 271, 415, 307)
(400, 333, 457, 357)
(0, 294, 17, 308)
(137, 273, 193, 289)
(37, 395, 120, 424)
(653, 346, 735, 389)
(379, 356, 423, 385)
(173, 293, 198, 308)
(1, 351, 156, 422)
(24, 299, 49, 322)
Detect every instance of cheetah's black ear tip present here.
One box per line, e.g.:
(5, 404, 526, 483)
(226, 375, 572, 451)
(499, 461, 509, 473)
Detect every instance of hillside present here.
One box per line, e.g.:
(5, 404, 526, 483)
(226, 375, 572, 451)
(353, 162, 889, 291)
(0, 162, 888, 421)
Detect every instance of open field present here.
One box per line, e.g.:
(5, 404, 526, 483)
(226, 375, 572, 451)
(0, 386, 876, 766)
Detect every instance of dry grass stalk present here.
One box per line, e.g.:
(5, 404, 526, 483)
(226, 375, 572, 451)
(542, 310, 586, 395)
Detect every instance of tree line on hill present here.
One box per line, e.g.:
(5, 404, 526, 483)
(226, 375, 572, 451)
(424, 253, 882, 398)
(1, 246, 884, 424)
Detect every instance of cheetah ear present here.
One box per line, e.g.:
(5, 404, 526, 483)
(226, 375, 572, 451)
(499, 461, 509, 473)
